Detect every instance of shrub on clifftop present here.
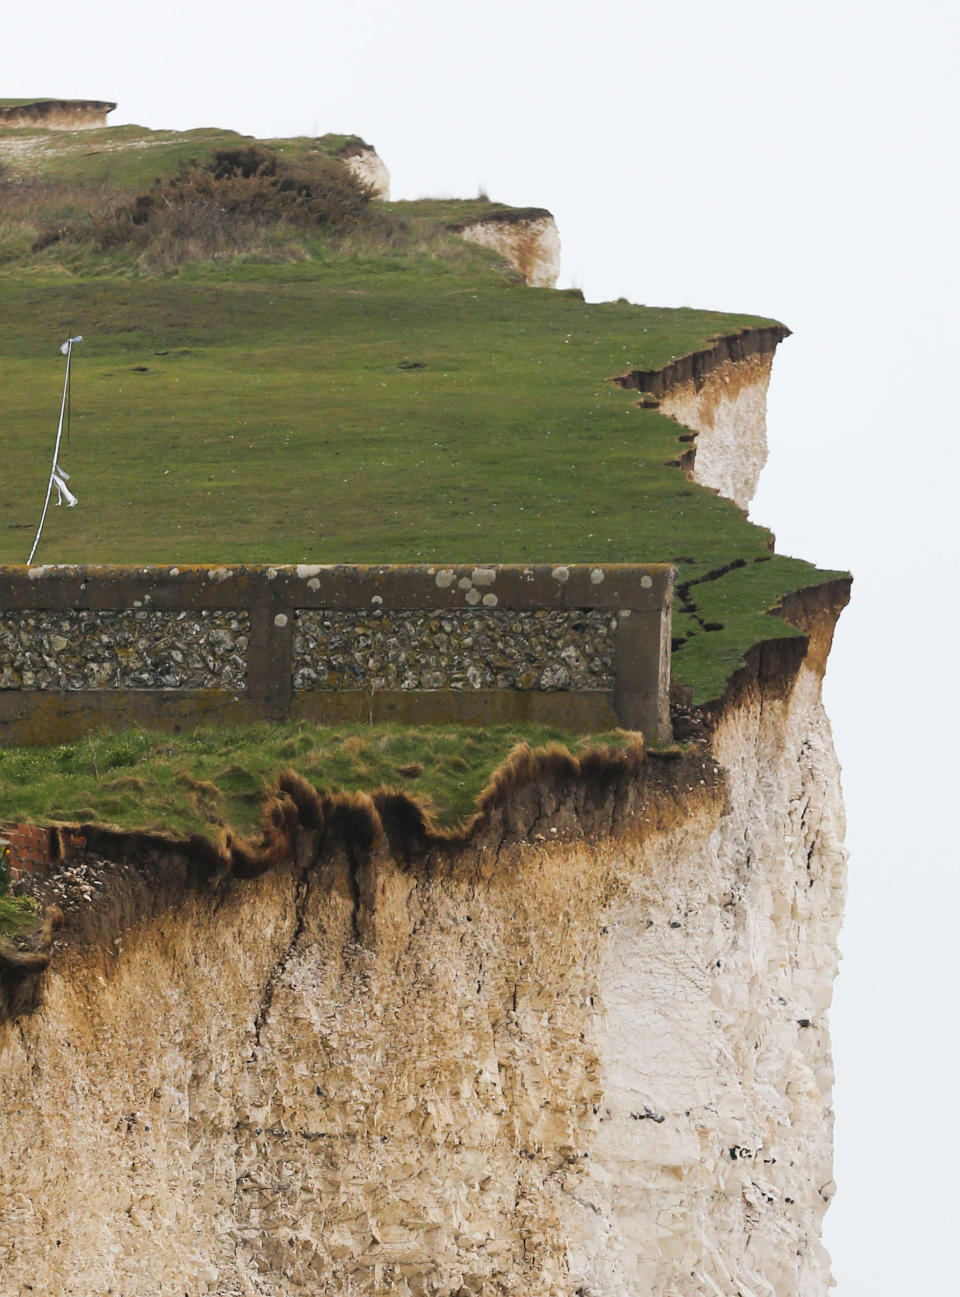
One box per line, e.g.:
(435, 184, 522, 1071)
(130, 145, 375, 231)
(29, 144, 386, 267)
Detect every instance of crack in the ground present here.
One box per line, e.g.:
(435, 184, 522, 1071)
(250, 870, 309, 1052)
(673, 555, 780, 646)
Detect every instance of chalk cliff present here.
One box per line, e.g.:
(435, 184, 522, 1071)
(0, 335, 848, 1295)
(343, 147, 391, 200)
(614, 325, 790, 511)
(459, 211, 561, 288)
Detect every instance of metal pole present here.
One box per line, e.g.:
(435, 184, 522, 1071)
(26, 336, 82, 565)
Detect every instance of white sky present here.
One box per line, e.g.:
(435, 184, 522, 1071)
(3, 2, 958, 1290)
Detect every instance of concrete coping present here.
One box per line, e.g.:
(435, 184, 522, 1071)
(0, 564, 676, 613)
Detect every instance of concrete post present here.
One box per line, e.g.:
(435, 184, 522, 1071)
(613, 603, 672, 742)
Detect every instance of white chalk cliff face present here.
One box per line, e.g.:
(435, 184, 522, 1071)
(459, 215, 561, 288)
(562, 659, 845, 1296)
(344, 148, 391, 199)
(659, 351, 775, 511)
(0, 346, 847, 1296)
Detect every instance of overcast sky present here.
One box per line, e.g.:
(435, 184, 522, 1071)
(3, 2, 958, 1290)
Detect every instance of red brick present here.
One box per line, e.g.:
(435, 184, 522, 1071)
(0, 822, 54, 876)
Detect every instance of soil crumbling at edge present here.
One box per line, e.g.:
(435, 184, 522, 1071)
(0, 575, 848, 1024)
(1, 733, 722, 1022)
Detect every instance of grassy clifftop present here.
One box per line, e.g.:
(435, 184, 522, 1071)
(0, 122, 844, 721)
(0, 121, 370, 188)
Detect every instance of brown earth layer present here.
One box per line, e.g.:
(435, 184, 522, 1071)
(445, 207, 553, 231)
(612, 324, 790, 399)
(702, 576, 852, 723)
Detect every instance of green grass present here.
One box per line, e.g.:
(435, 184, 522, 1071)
(392, 197, 552, 227)
(0, 837, 40, 940)
(0, 721, 635, 839)
(0, 894, 40, 938)
(0, 124, 371, 191)
(0, 122, 845, 711)
(0, 264, 841, 699)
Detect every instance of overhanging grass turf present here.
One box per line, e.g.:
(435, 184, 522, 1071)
(0, 721, 636, 839)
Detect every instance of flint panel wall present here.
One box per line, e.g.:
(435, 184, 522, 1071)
(0, 564, 674, 744)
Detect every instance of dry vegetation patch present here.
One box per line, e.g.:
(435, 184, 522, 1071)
(17, 145, 398, 269)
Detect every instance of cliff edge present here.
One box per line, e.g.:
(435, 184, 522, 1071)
(0, 98, 115, 130)
(0, 329, 849, 1295)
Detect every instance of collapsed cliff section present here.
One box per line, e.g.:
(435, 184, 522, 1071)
(0, 571, 848, 1297)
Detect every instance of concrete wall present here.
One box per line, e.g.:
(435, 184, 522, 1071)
(0, 563, 675, 744)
